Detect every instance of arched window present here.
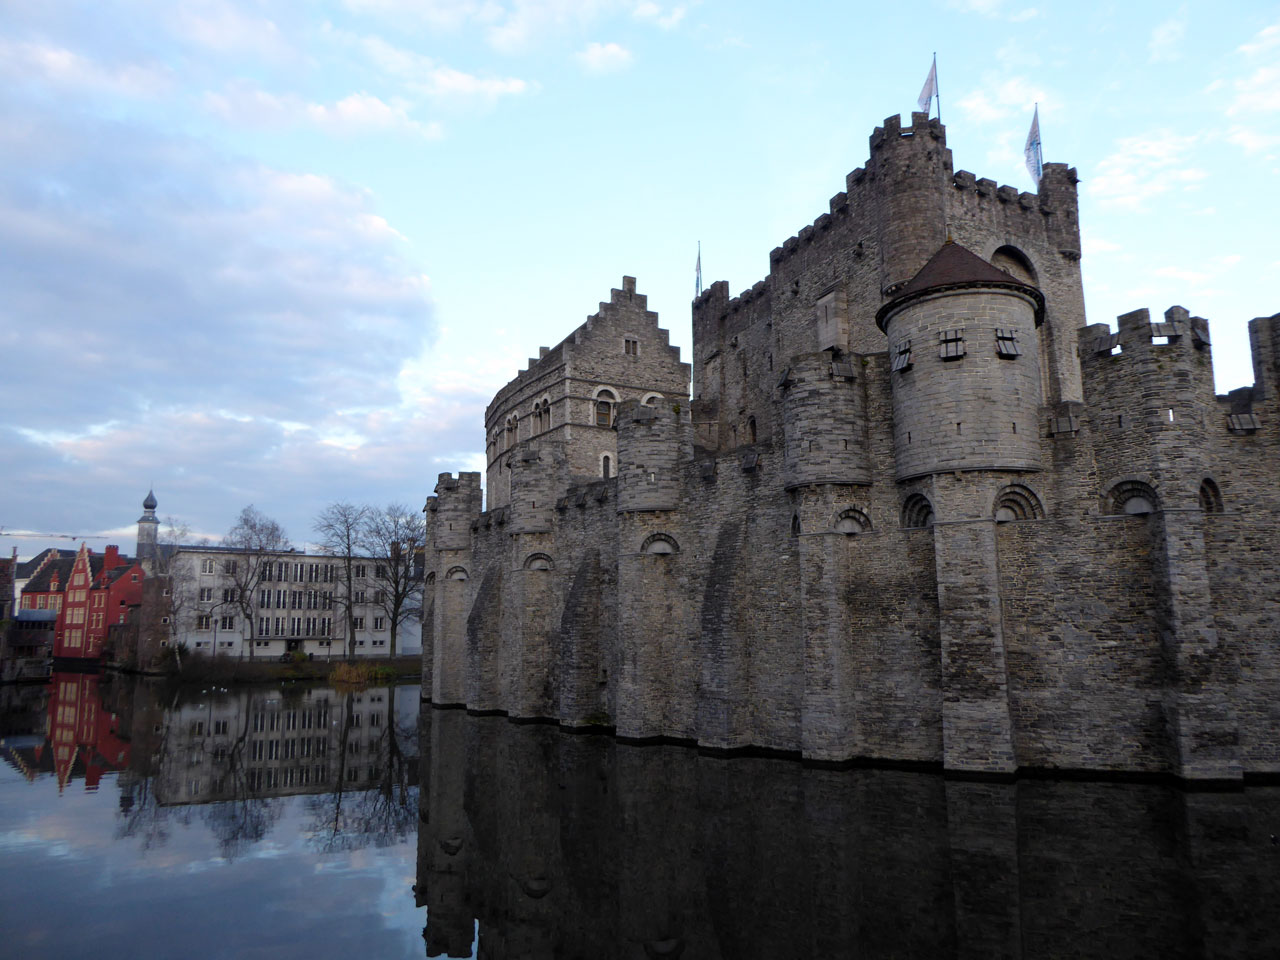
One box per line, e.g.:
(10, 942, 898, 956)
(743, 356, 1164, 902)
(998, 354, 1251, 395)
(1106, 479, 1159, 516)
(833, 507, 871, 535)
(641, 533, 678, 555)
(542, 399, 552, 430)
(445, 566, 468, 581)
(595, 389, 617, 427)
(902, 494, 934, 529)
(601, 455, 612, 479)
(641, 392, 663, 406)
(993, 484, 1045, 523)
(523, 553, 554, 571)
(790, 514, 801, 537)
(505, 417, 516, 449)
(1199, 478, 1223, 513)
(748, 416, 757, 444)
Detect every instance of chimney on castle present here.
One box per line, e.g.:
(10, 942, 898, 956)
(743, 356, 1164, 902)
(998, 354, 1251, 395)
(104, 545, 121, 570)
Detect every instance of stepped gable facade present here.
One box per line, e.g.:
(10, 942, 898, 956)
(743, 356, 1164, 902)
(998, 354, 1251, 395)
(423, 111, 1280, 780)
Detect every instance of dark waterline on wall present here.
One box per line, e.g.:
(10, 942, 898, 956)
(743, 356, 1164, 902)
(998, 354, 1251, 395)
(1, 675, 1277, 959)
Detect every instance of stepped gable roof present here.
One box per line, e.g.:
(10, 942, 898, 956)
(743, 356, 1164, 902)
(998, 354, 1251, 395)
(16, 549, 76, 579)
(875, 240, 1045, 330)
(23, 556, 104, 594)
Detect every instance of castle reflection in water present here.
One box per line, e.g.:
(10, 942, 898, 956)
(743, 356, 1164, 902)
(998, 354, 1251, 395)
(2, 676, 1277, 958)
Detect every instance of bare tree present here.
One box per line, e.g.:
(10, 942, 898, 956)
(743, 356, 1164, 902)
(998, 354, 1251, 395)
(361, 504, 425, 658)
(314, 502, 371, 660)
(224, 506, 290, 659)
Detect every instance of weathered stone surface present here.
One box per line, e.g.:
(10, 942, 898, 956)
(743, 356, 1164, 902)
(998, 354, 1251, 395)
(421, 113, 1280, 778)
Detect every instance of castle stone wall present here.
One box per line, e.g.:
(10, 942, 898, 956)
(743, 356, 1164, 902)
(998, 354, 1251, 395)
(422, 115, 1279, 779)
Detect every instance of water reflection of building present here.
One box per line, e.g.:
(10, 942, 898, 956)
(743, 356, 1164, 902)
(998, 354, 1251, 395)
(415, 709, 1280, 960)
(0, 673, 131, 790)
(153, 685, 403, 806)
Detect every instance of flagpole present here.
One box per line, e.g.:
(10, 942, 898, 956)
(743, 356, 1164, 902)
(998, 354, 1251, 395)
(933, 53, 940, 122)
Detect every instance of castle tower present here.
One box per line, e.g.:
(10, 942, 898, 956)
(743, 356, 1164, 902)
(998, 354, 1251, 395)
(136, 489, 159, 566)
(615, 399, 691, 514)
(1078, 307, 1240, 780)
(780, 353, 870, 488)
(876, 242, 1045, 774)
(868, 112, 953, 295)
(425, 472, 483, 706)
(877, 241, 1044, 481)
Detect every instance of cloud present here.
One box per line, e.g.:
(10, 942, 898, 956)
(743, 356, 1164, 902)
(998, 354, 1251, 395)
(1148, 8, 1187, 63)
(1226, 124, 1280, 153)
(350, 32, 530, 103)
(575, 40, 633, 73)
(956, 75, 1049, 124)
(0, 93, 441, 538)
(167, 1, 295, 62)
(947, 0, 1038, 22)
(1238, 22, 1280, 57)
(1087, 131, 1207, 210)
(632, 2, 686, 29)
(204, 82, 441, 137)
(0, 38, 171, 98)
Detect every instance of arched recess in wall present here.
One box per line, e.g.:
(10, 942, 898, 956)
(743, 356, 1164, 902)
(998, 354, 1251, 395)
(991, 245, 1038, 286)
(790, 514, 801, 537)
(523, 553, 554, 571)
(425, 572, 436, 587)
(445, 566, 469, 581)
(901, 493, 934, 529)
(593, 386, 618, 427)
(640, 392, 663, 406)
(641, 533, 679, 555)
(600, 453, 612, 479)
(1104, 478, 1159, 516)
(1199, 477, 1224, 513)
(993, 483, 1045, 522)
(833, 507, 871, 535)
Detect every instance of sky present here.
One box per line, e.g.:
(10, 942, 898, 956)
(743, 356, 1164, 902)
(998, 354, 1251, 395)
(2, 0, 1278, 560)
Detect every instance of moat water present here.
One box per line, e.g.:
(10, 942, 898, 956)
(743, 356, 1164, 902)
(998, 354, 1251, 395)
(1, 675, 1277, 960)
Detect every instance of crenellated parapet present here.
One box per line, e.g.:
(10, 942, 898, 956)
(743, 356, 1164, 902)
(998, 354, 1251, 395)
(1079, 307, 1220, 509)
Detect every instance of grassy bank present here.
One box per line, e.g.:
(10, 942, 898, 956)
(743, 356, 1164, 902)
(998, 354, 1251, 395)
(111, 654, 421, 686)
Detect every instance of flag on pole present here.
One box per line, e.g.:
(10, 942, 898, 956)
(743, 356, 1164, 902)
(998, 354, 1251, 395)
(695, 242, 702, 297)
(1024, 105, 1043, 187)
(917, 55, 938, 114)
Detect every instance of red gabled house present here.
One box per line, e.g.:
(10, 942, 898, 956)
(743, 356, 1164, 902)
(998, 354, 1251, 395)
(22, 543, 145, 661)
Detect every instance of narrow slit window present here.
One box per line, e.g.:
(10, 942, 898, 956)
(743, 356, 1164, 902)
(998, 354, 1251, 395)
(939, 328, 966, 360)
(891, 339, 913, 372)
(995, 328, 1022, 358)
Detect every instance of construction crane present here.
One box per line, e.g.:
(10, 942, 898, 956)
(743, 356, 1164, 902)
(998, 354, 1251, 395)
(0, 529, 113, 541)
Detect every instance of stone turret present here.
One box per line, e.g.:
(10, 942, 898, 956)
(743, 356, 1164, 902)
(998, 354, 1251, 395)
(868, 112, 953, 295)
(878, 241, 1044, 481)
(780, 352, 870, 489)
(615, 400, 691, 513)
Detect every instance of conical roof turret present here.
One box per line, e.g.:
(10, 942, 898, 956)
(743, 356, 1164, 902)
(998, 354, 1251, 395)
(876, 240, 1044, 330)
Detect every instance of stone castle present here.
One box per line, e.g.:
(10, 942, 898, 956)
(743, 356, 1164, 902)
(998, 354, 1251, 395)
(422, 111, 1280, 780)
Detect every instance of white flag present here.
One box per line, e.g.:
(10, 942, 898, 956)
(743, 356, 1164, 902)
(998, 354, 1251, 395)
(1024, 105, 1043, 186)
(917, 56, 937, 113)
